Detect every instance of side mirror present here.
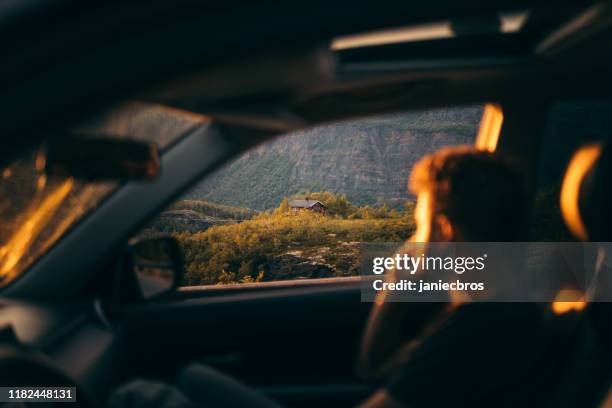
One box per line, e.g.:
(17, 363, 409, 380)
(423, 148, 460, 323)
(127, 236, 184, 299)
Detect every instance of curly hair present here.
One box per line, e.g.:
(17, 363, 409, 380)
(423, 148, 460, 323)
(409, 146, 529, 241)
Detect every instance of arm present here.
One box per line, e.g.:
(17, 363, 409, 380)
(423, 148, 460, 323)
(357, 241, 447, 381)
(356, 299, 412, 381)
(358, 390, 408, 408)
(356, 287, 446, 381)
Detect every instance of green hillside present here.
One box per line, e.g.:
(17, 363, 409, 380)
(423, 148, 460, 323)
(141, 194, 416, 285)
(185, 107, 483, 210)
(175, 207, 414, 286)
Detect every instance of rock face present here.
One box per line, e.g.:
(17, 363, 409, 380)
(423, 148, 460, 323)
(264, 254, 335, 281)
(261, 242, 362, 281)
(186, 107, 483, 210)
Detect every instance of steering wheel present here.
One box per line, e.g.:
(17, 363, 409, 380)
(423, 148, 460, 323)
(0, 345, 99, 407)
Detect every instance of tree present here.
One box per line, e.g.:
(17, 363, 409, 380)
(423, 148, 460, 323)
(275, 197, 290, 215)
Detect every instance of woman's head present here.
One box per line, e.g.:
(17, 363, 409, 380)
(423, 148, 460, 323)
(409, 146, 529, 242)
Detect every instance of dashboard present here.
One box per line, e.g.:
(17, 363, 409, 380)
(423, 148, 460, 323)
(0, 299, 122, 403)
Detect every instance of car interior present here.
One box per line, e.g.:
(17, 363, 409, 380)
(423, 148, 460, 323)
(2, 1, 612, 407)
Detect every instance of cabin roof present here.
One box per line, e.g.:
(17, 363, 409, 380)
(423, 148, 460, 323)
(288, 200, 325, 208)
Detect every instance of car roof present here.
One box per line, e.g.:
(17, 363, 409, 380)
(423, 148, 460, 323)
(0, 0, 610, 166)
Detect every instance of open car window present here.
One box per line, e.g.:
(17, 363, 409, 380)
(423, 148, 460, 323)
(137, 106, 485, 287)
(0, 102, 206, 288)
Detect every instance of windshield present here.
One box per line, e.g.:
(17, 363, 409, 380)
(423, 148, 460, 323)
(0, 102, 206, 287)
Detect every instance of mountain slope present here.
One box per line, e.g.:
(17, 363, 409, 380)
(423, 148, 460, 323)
(186, 107, 483, 210)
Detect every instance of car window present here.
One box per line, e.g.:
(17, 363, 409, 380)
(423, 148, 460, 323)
(137, 106, 485, 286)
(0, 102, 206, 288)
(533, 99, 612, 241)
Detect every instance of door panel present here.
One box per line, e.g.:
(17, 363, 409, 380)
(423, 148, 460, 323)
(116, 280, 373, 406)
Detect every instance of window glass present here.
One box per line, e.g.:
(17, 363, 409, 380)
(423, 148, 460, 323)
(139, 106, 484, 286)
(74, 101, 203, 150)
(0, 102, 206, 288)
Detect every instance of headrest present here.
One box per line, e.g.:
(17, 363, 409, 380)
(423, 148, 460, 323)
(561, 143, 612, 241)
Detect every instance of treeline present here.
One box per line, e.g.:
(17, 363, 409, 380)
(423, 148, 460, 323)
(277, 191, 413, 219)
(169, 200, 257, 220)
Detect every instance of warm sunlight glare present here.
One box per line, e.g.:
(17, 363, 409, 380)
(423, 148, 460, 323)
(412, 192, 431, 243)
(475, 104, 503, 152)
(154, 103, 212, 123)
(500, 11, 530, 33)
(331, 11, 527, 51)
(552, 300, 587, 314)
(38, 185, 98, 252)
(552, 289, 587, 314)
(560, 143, 601, 241)
(0, 178, 74, 285)
(331, 21, 454, 51)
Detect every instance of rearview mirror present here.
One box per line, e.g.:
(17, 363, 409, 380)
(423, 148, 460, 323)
(44, 137, 160, 180)
(128, 236, 184, 299)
